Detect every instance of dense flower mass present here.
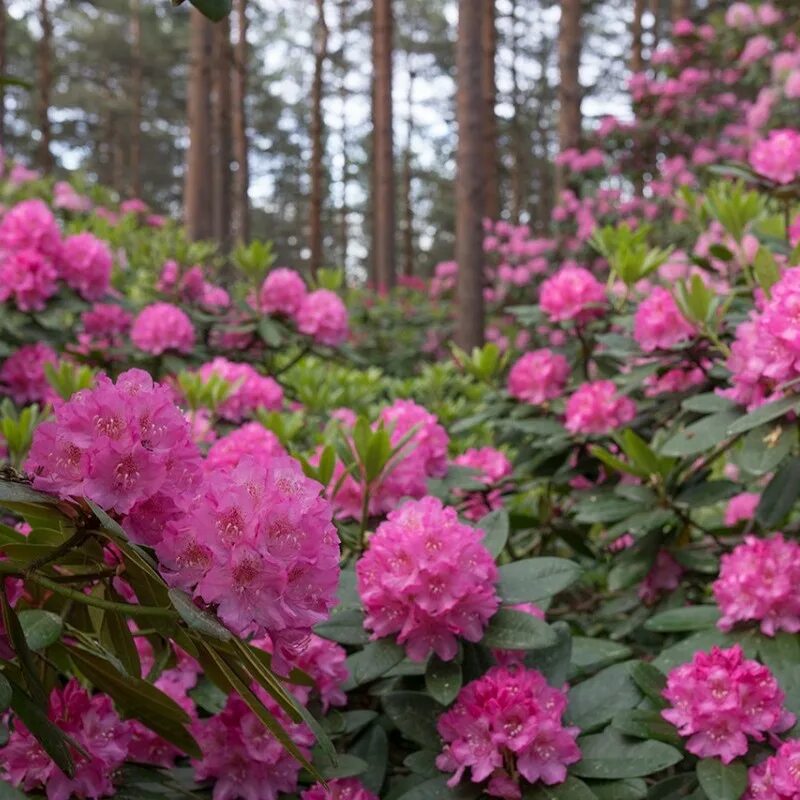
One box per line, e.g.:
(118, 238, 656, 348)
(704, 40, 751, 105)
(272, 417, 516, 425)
(0, 342, 58, 405)
(26, 368, 202, 535)
(749, 129, 800, 184)
(77, 302, 133, 354)
(296, 288, 349, 346)
(662, 644, 794, 763)
(713, 533, 800, 636)
(539, 265, 606, 323)
(59, 232, 113, 300)
(198, 358, 284, 421)
(301, 779, 379, 800)
(507, 349, 570, 404)
(0, 247, 59, 310)
(0, 679, 130, 800)
(564, 380, 636, 434)
(131, 302, 195, 355)
(205, 421, 287, 472)
(633, 287, 696, 351)
(436, 666, 581, 799)
(453, 446, 513, 520)
(157, 455, 340, 662)
(745, 739, 800, 800)
(356, 496, 499, 661)
(259, 267, 307, 316)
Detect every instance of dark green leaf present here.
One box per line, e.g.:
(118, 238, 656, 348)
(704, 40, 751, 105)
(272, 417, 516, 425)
(738, 425, 793, 476)
(758, 633, 800, 716)
(350, 723, 388, 793)
(394, 775, 480, 800)
(17, 610, 63, 651)
(696, 759, 747, 800)
(523, 777, 598, 799)
(571, 729, 683, 779)
(726, 395, 799, 436)
(526, 621, 572, 687)
(497, 558, 582, 603)
(1, 593, 47, 706)
(611, 710, 681, 746)
(425, 655, 462, 706)
(587, 778, 646, 800)
(567, 662, 642, 732)
(756, 458, 800, 527)
(660, 411, 739, 458)
(168, 589, 231, 641)
(100, 608, 141, 677)
(345, 639, 405, 687)
(644, 606, 720, 633)
(0, 779, 28, 799)
(316, 609, 370, 645)
(0, 673, 11, 712)
(675, 480, 737, 507)
(382, 691, 443, 749)
(479, 509, 509, 558)
(482, 609, 558, 650)
(569, 638, 633, 677)
(628, 662, 667, 707)
(0, 480, 58, 507)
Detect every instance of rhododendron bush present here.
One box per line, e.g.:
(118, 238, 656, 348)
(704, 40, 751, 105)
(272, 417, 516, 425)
(3, 2, 800, 800)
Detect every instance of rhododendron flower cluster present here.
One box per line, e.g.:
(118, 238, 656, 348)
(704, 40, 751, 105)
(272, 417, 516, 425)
(453, 446, 513, 520)
(259, 267, 308, 316)
(749, 129, 800, 184)
(131, 302, 195, 355)
(638, 549, 684, 604)
(192, 687, 314, 800)
(302, 778, 379, 800)
(1, 679, 131, 800)
(539, 265, 606, 323)
(26, 368, 202, 538)
(158, 456, 340, 663)
(564, 380, 636, 434)
(633, 287, 696, 351)
(723, 492, 760, 526)
(713, 533, 800, 636)
(507, 349, 570, 405)
(198, 357, 284, 421)
(745, 739, 800, 800)
(205, 421, 287, 472)
(436, 666, 581, 799)
(356, 496, 499, 661)
(662, 644, 794, 763)
(296, 288, 349, 346)
(0, 342, 58, 405)
(59, 232, 113, 301)
(76, 303, 133, 354)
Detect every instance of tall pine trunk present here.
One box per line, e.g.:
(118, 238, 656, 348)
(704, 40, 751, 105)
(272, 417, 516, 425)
(337, 0, 349, 270)
(36, 0, 54, 172)
(455, 0, 485, 350)
(631, 0, 645, 74)
(371, 0, 396, 292)
(211, 17, 233, 250)
(185, 9, 214, 241)
(130, 0, 143, 197)
(309, 0, 328, 276)
(0, 0, 6, 149)
(401, 59, 415, 278)
(650, 0, 661, 51)
(671, 0, 690, 24)
(556, 0, 582, 195)
(509, 0, 524, 222)
(481, 0, 499, 222)
(231, 0, 250, 244)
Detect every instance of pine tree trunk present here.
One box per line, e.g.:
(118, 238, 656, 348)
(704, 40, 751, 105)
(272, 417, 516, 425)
(36, 0, 54, 172)
(481, 0, 499, 222)
(631, 0, 645, 74)
(650, 0, 661, 51)
(402, 61, 415, 278)
(371, 0, 396, 292)
(455, 0, 485, 350)
(556, 0, 582, 195)
(211, 16, 233, 250)
(0, 0, 6, 149)
(509, 0, 524, 222)
(671, 0, 690, 24)
(309, 0, 328, 276)
(337, 0, 349, 271)
(231, 0, 250, 244)
(185, 9, 214, 241)
(130, 0, 143, 197)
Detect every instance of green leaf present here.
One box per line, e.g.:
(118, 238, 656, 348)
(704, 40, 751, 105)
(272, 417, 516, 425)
(611, 709, 681, 746)
(100, 608, 142, 677)
(660, 411, 739, 458)
(1, 593, 47, 706)
(310, 753, 368, 780)
(675, 480, 738, 507)
(567, 662, 642, 732)
(345, 639, 405, 688)
(365, 429, 392, 482)
(696, 759, 748, 800)
(756, 457, 800, 527)
(17, 610, 63, 651)
(619, 430, 663, 476)
(738, 425, 793, 476)
(758, 633, 800, 716)
(569, 638, 633, 676)
(523, 777, 598, 799)
(644, 606, 720, 633)
(628, 662, 667, 706)
(482, 609, 558, 650)
(425, 655, 463, 706)
(0, 779, 28, 799)
(350, 723, 389, 794)
(394, 775, 480, 800)
(587, 778, 646, 800)
(653, 629, 759, 672)
(479, 509, 509, 558)
(168, 589, 231, 641)
(682, 394, 735, 414)
(497, 559, 582, 603)
(404, 750, 439, 776)
(0, 673, 11, 712)
(382, 691, 444, 749)
(526, 621, 573, 687)
(571, 729, 683, 779)
(726, 395, 799, 436)
(0, 480, 58, 507)
(189, 1, 232, 23)
(316, 608, 370, 645)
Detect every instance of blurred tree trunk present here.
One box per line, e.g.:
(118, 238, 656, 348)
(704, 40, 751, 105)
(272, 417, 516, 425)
(37, 0, 54, 172)
(455, 0, 485, 350)
(556, 0, 582, 195)
(372, 0, 396, 292)
(481, 0, 498, 222)
(211, 16, 233, 250)
(309, 0, 328, 276)
(0, 0, 6, 149)
(509, 0, 524, 222)
(130, 0, 143, 197)
(185, 9, 213, 241)
(337, 0, 349, 270)
(231, 0, 249, 244)
(631, 0, 645, 74)
(401, 58, 415, 278)
(650, 0, 661, 51)
(671, 0, 690, 23)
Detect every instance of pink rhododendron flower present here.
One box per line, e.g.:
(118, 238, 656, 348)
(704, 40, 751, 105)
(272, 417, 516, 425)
(131, 302, 195, 355)
(539, 265, 606, 323)
(59, 232, 113, 300)
(437, 666, 580, 799)
(662, 644, 794, 763)
(0, 248, 59, 310)
(53, 181, 92, 212)
(0, 342, 58, 405)
(638, 549, 683, 604)
(296, 288, 349, 346)
(714, 533, 800, 636)
(723, 492, 760, 526)
(745, 739, 800, 800)
(739, 34, 774, 65)
(633, 287, 696, 351)
(749, 129, 800, 184)
(0, 679, 131, 800)
(356, 496, 499, 661)
(77, 303, 133, 353)
(507, 349, 570, 405)
(564, 381, 636, 435)
(302, 778, 378, 800)
(453, 446, 513, 520)
(259, 267, 307, 316)
(198, 358, 283, 421)
(120, 198, 148, 214)
(205, 422, 287, 472)
(0, 198, 62, 260)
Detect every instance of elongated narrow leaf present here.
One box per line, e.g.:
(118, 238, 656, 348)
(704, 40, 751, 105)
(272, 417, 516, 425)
(571, 729, 682, 779)
(168, 589, 231, 641)
(644, 605, 720, 633)
(482, 609, 558, 650)
(1, 592, 47, 705)
(479, 509, 509, 558)
(497, 558, 582, 603)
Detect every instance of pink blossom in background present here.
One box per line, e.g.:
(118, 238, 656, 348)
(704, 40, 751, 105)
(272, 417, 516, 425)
(0, 679, 130, 800)
(0, 342, 58, 406)
(564, 381, 636, 435)
(9, 163, 40, 185)
(673, 18, 694, 36)
(739, 34, 774, 65)
(0, 199, 61, 260)
(749, 129, 800, 184)
(436, 666, 580, 800)
(662, 644, 794, 763)
(638, 550, 683, 604)
(714, 533, 800, 635)
(302, 779, 379, 800)
(643, 365, 705, 397)
(59, 232, 113, 300)
(53, 181, 92, 212)
(120, 198, 149, 214)
(198, 358, 284, 421)
(539, 265, 606, 324)
(205, 422, 287, 472)
(259, 267, 307, 316)
(0, 248, 60, 310)
(745, 739, 800, 800)
(758, 2, 783, 25)
(296, 288, 349, 346)
(453, 446, 513, 520)
(77, 303, 132, 353)
(131, 302, 195, 355)
(356, 496, 499, 661)
(507, 349, 570, 405)
(723, 492, 760, 526)
(633, 287, 696, 352)
(157, 259, 179, 291)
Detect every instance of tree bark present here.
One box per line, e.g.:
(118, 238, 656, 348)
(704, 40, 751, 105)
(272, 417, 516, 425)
(185, 9, 214, 241)
(309, 0, 328, 276)
(509, 0, 525, 222)
(631, 0, 645, 74)
(211, 16, 233, 250)
(481, 0, 499, 222)
(36, 0, 54, 172)
(130, 0, 143, 197)
(231, 0, 249, 243)
(337, 0, 349, 270)
(556, 0, 582, 195)
(0, 0, 6, 149)
(671, 0, 690, 24)
(455, 0, 485, 350)
(649, 0, 661, 51)
(402, 60, 415, 278)
(371, 0, 396, 292)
